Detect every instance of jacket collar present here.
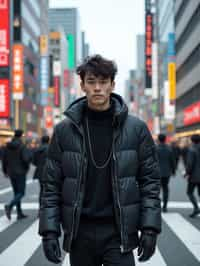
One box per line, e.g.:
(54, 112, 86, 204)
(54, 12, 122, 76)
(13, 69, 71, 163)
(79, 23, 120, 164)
(64, 92, 128, 128)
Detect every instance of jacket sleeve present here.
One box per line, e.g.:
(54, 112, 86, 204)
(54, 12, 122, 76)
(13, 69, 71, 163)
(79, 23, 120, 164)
(39, 125, 63, 237)
(137, 122, 161, 233)
(169, 147, 176, 174)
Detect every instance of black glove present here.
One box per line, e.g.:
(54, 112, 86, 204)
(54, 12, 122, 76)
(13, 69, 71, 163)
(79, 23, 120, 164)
(138, 230, 157, 262)
(42, 234, 61, 264)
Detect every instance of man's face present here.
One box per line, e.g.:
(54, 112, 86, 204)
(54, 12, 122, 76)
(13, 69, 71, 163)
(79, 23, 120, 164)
(81, 73, 115, 110)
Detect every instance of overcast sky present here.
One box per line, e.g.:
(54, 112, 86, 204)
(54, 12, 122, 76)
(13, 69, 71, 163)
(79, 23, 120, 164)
(49, 0, 145, 96)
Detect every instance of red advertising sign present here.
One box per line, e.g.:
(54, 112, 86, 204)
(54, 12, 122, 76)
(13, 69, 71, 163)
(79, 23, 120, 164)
(0, 79, 10, 117)
(183, 102, 200, 126)
(54, 76, 60, 107)
(0, 0, 9, 67)
(145, 13, 153, 89)
(12, 44, 24, 99)
(63, 69, 69, 88)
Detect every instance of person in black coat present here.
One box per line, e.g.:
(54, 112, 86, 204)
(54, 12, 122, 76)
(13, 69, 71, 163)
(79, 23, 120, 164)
(39, 55, 161, 265)
(32, 135, 49, 205)
(156, 134, 176, 212)
(2, 129, 31, 220)
(185, 134, 200, 218)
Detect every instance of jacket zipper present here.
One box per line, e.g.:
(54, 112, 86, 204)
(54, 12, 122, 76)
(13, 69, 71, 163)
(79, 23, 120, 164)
(113, 151, 124, 253)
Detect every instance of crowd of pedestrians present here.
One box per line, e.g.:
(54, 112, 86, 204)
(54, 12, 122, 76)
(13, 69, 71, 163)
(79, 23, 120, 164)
(156, 133, 200, 218)
(0, 129, 200, 222)
(0, 129, 49, 220)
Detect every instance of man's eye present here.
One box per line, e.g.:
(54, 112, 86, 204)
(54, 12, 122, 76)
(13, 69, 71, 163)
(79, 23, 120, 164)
(87, 80, 95, 84)
(100, 80, 107, 84)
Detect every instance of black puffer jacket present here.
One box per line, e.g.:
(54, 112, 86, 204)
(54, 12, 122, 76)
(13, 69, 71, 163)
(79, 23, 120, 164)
(2, 138, 31, 177)
(156, 143, 176, 177)
(39, 93, 161, 253)
(186, 144, 200, 184)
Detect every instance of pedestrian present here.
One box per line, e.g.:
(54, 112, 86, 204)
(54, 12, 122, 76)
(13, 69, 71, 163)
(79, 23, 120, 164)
(185, 134, 200, 218)
(32, 135, 49, 206)
(2, 129, 31, 220)
(39, 55, 161, 265)
(156, 134, 176, 212)
(171, 140, 180, 171)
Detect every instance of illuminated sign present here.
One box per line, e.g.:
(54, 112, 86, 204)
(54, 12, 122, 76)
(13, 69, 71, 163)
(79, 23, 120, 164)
(64, 69, 69, 87)
(184, 102, 200, 126)
(0, 0, 9, 67)
(145, 0, 153, 89)
(12, 44, 24, 99)
(54, 76, 60, 107)
(40, 35, 48, 56)
(168, 62, 176, 103)
(0, 79, 10, 117)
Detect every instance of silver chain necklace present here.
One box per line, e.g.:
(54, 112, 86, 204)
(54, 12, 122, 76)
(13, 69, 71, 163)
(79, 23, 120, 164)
(86, 116, 114, 169)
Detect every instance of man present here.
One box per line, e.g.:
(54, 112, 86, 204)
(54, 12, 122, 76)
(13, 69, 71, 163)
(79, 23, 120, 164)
(156, 134, 176, 213)
(2, 129, 31, 220)
(39, 55, 161, 265)
(185, 134, 200, 218)
(32, 135, 49, 206)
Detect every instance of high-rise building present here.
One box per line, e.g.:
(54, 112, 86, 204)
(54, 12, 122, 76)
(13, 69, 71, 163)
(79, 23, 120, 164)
(48, 8, 82, 67)
(175, 0, 200, 136)
(157, 0, 176, 136)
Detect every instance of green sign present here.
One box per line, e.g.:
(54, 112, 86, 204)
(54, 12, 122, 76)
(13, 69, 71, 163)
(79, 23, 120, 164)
(67, 34, 75, 69)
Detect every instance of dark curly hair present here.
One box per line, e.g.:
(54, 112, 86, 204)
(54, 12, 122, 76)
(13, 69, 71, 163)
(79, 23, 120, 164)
(76, 54, 117, 83)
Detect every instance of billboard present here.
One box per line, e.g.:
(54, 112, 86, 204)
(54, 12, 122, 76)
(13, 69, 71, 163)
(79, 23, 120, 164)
(0, 79, 10, 117)
(54, 76, 60, 107)
(67, 34, 75, 70)
(0, 0, 10, 67)
(40, 56, 49, 105)
(183, 102, 200, 126)
(145, 0, 153, 90)
(168, 33, 176, 104)
(12, 44, 24, 99)
(40, 35, 48, 56)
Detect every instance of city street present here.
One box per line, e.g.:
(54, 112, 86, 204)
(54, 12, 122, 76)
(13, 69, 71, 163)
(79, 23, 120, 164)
(0, 162, 200, 266)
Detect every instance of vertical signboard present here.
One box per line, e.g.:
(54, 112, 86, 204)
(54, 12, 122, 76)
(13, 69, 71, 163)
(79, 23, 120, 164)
(64, 69, 69, 88)
(54, 76, 60, 107)
(152, 42, 158, 99)
(67, 34, 75, 70)
(40, 35, 48, 56)
(164, 81, 175, 120)
(0, 0, 9, 67)
(168, 33, 176, 104)
(0, 79, 10, 117)
(12, 44, 24, 99)
(145, 0, 153, 90)
(40, 56, 49, 105)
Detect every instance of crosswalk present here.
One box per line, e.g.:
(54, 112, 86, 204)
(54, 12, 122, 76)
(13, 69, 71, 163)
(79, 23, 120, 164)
(0, 206, 200, 266)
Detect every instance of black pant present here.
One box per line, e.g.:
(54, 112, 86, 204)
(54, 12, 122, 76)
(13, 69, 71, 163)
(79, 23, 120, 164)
(70, 218, 135, 266)
(187, 182, 200, 210)
(161, 177, 170, 208)
(8, 176, 26, 215)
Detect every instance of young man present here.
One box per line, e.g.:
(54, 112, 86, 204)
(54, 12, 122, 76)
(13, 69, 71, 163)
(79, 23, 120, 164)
(39, 55, 161, 265)
(185, 134, 200, 218)
(156, 134, 176, 212)
(2, 129, 31, 220)
(32, 135, 50, 206)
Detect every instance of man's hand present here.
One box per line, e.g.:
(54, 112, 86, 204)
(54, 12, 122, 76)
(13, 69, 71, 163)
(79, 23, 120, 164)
(138, 230, 157, 262)
(42, 235, 61, 264)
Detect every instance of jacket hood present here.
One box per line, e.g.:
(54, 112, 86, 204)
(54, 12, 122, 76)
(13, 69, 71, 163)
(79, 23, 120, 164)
(64, 93, 128, 127)
(7, 138, 22, 150)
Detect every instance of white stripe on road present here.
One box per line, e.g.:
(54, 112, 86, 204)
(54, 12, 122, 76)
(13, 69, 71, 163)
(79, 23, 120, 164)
(0, 219, 41, 266)
(166, 202, 200, 209)
(134, 248, 167, 266)
(62, 254, 70, 266)
(0, 180, 33, 195)
(0, 215, 17, 232)
(0, 203, 39, 210)
(162, 213, 200, 262)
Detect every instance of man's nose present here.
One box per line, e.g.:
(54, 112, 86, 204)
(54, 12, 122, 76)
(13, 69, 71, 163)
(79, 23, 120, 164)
(94, 82, 101, 90)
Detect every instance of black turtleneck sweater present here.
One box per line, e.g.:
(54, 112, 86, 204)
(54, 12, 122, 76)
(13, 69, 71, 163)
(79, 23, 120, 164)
(81, 104, 115, 221)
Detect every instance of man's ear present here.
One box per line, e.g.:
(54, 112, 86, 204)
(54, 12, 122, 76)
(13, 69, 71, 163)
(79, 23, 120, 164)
(111, 81, 115, 91)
